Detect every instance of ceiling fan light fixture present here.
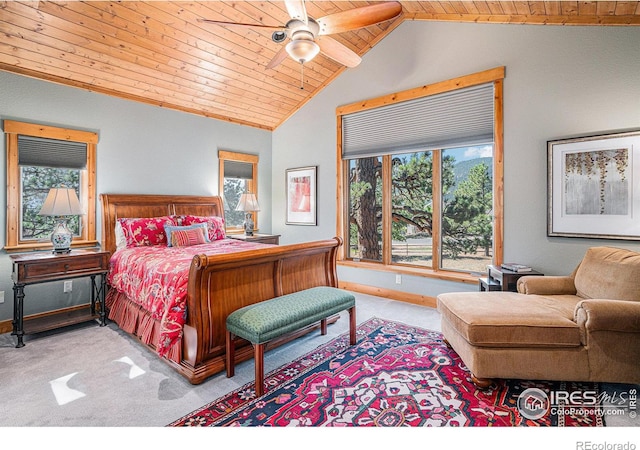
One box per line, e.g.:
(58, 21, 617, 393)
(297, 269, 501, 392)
(285, 39, 320, 64)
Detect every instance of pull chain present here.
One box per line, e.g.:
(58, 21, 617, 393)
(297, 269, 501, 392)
(299, 63, 304, 90)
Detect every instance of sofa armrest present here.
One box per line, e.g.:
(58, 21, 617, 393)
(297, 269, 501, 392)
(575, 299, 640, 333)
(517, 275, 576, 295)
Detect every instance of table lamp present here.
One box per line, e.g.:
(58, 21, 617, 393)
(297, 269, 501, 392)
(38, 187, 82, 254)
(235, 192, 260, 236)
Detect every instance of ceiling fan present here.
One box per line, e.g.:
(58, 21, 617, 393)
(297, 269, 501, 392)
(198, 1, 403, 70)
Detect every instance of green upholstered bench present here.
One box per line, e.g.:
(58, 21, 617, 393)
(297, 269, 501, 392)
(226, 286, 357, 396)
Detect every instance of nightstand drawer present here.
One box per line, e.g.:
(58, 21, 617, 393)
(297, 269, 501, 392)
(21, 255, 105, 280)
(11, 249, 110, 284)
(228, 234, 280, 245)
(251, 235, 280, 245)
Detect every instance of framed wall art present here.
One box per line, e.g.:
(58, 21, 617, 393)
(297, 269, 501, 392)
(286, 166, 317, 225)
(548, 130, 640, 240)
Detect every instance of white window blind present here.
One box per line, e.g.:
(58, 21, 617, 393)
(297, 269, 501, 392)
(342, 83, 494, 159)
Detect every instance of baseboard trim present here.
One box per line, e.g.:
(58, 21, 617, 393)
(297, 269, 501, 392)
(0, 319, 11, 335)
(338, 281, 437, 309)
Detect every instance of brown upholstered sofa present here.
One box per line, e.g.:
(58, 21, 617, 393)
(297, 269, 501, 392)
(437, 246, 640, 386)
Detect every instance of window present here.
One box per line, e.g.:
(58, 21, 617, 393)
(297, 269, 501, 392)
(337, 68, 504, 278)
(347, 156, 382, 261)
(218, 150, 259, 233)
(4, 120, 98, 252)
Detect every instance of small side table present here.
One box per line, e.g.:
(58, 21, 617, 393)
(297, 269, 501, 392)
(479, 264, 543, 292)
(228, 233, 280, 245)
(10, 248, 110, 348)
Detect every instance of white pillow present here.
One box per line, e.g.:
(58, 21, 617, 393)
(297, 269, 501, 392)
(115, 221, 127, 251)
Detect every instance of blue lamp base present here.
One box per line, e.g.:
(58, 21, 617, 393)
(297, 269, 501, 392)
(50, 218, 73, 254)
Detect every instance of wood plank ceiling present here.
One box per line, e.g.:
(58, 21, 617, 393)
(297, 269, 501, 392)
(1, 1, 639, 130)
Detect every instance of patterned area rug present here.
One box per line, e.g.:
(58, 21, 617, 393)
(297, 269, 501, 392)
(169, 318, 604, 427)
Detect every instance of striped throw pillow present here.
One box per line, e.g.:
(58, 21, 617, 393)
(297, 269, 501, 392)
(171, 227, 208, 247)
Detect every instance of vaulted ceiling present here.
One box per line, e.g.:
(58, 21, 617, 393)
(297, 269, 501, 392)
(1, 1, 639, 130)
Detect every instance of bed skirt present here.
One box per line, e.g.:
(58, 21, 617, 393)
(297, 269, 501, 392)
(106, 289, 182, 363)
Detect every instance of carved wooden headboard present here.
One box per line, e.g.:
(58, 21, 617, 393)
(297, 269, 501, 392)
(100, 193, 224, 255)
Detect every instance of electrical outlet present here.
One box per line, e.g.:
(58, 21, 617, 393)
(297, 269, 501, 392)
(0, 291, 4, 304)
(63, 280, 73, 293)
(395, 274, 402, 284)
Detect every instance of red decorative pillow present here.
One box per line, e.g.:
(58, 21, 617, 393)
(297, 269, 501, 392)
(117, 216, 177, 247)
(180, 215, 226, 241)
(171, 227, 208, 247)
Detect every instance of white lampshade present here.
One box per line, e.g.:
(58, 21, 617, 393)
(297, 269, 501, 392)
(286, 39, 320, 64)
(39, 187, 82, 216)
(235, 193, 261, 212)
(39, 187, 82, 254)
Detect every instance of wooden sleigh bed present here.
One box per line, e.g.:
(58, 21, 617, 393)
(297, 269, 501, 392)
(100, 193, 342, 384)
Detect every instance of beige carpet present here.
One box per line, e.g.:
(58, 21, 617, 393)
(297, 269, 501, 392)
(0, 291, 636, 448)
(0, 292, 441, 426)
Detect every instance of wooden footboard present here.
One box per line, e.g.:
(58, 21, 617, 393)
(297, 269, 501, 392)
(177, 237, 342, 384)
(100, 193, 343, 385)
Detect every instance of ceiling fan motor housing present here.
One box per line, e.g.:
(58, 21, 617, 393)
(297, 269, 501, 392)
(286, 18, 320, 40)
(290, 29, 314, 42)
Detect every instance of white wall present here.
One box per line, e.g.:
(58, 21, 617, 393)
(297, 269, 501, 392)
(0, 71, 272, 321)
(272, 21, 640, 296)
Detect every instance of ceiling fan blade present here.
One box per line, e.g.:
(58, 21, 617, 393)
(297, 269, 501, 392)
(197, 18, 285, 31)
(317, 2, 403, 35)
(316, 35, 362, 68)
(284, 0, 308, 23)
(266, 46, 290, 70)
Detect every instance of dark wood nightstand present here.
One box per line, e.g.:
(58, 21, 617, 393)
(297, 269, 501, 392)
(228, 233, 280, 245)
(479, 264, 543, 292)
(10, 248, 110, 348)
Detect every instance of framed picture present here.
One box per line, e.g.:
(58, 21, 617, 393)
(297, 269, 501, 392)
(286, 166, 317, 225)
(548, 130, 640, 240)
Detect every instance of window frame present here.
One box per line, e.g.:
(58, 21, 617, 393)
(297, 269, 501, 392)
(336, 67, 505, 283)
(4, 120, 98, 252)
(218, 150, 259, 234)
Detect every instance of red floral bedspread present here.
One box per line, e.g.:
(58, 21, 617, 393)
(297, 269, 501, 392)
(108, 238, 271, 356)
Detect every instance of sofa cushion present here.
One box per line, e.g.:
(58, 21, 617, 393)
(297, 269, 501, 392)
(437, 292, 582, 348)
(574, 247, 640, 301)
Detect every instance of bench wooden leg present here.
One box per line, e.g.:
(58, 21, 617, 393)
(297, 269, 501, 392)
(226, 330, 235, 378)
(348, 306, 356, 345)
(255, 343, 265, 397)
(320, 318, 327, 335)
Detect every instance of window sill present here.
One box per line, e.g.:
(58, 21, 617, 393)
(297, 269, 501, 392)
(337, 259, 481, 285)
(4, 240, 100, 254)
